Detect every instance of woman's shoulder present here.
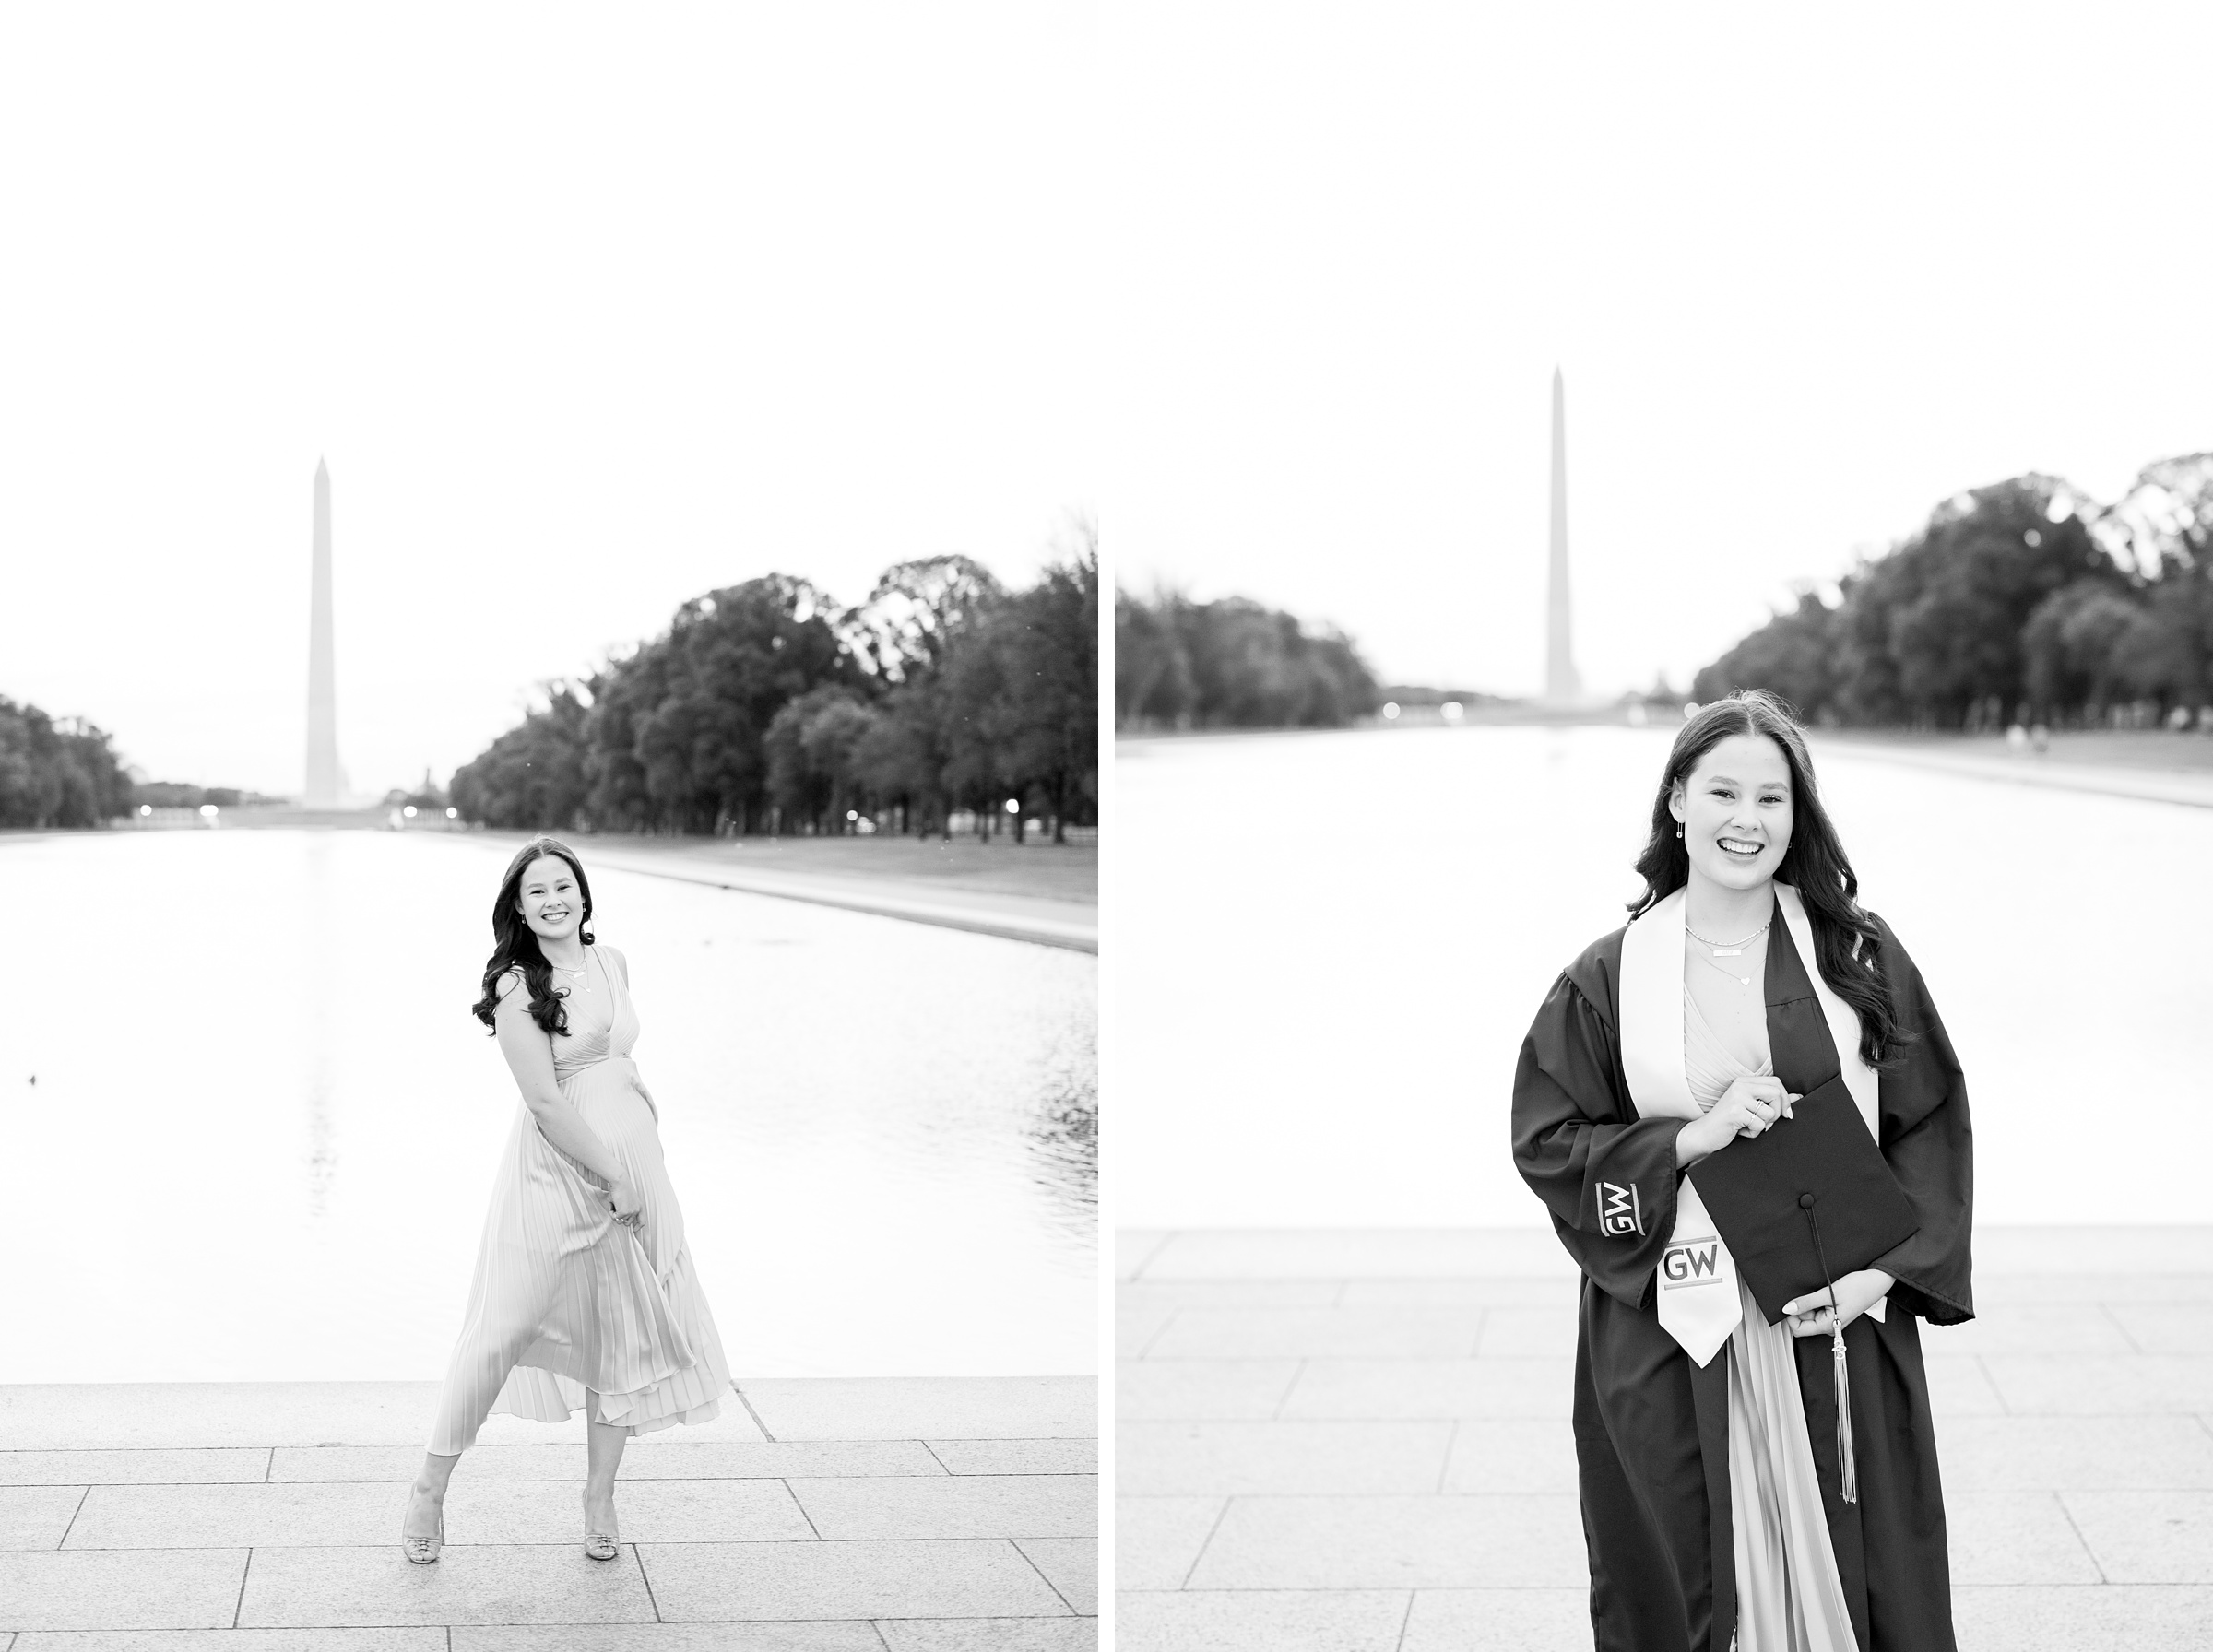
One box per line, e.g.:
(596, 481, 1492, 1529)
(494, 966, 527, 1000)
(1546, 924, 1627, 1027)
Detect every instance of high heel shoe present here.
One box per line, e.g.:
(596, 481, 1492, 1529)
(582, 1489, 620, 1561)
(401, 1500, 444, 1565)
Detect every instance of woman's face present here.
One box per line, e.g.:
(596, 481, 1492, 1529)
(1670, 733, 1794, 892)
(515, 855, 585, 944)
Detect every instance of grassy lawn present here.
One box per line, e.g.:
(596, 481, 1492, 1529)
(502, 830, 1098, 905)
(1815, 726, 2213, 775)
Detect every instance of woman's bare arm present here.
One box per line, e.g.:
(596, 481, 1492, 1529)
(493, 974, 629, 1189)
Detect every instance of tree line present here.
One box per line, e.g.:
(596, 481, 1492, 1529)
(451, 530, 1098, 843)
(1694, 455, 2213, 729)
(1116, 589, 1380, 729)
(0, 698, 134, 829)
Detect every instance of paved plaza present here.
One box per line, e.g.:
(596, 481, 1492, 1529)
(1118, 1227, 2213, 1651)
(0, 1376, 1096, 1649)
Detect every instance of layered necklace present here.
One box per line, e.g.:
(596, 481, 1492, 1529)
(1686, 917, 1770, 989)
(545, 947, 591, 994)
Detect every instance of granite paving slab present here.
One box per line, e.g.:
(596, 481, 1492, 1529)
(1115, 1498, 1224, 1591)
(1116, 1588, 1410, 1652)
(1437, 1417, 1580, 1495)
(451, 1624, 884, 1651)
(0, 1550, 247, 1632)
(787, 1475, 1096, 1540)
(1114, 1362, 1301, 1422)
(0, 1455, 270, 1489)
(234, 1544, 658, 1627)
(1952, 1583, 2213, 1649)
(0, 1491, 85, 1552)
(1118, 1421, 1455, 1496)
(1923, 1302, 2136, 1356)
(1400, 1587, 1604, 1651)
(65, 1485, 408, 1551)
(1944, 1492, 2101, 1585)
(1013, 1540, 1095, 1615)
(1337, 1278, 1578, 1307)
(1116, 1310, 1176, 1358)
(638, 1539, 1070, 1622)
(269, 1441, 944, 1483)
(739, 1381, 1094, 1442)
(2061, 1491, 2213, 1583)
(877, 1617, 1097, 1650)
(1276, 1358, 1573, 1420)
(1472, 1305, 1578, 1358)
(1933, 1415, 2213, 1492)
(1981, 1354, 2213, 1413)
(1144, 1308, 1484, 1361)
(1117, 1281, 1345, 1311)
(1184, 1493, 1587, 1590)
(11, 1632, 443, 1650)
(924, 1441, 1095, 1477)
(2104, 1301, 2213, 1353)
(1919, 1356, 2008, 1416)
(1118, 1233, 1172, 1281)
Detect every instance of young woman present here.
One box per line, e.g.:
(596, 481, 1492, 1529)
(1511, 691, 1972, 1651)
(400, 836, 733, 1563)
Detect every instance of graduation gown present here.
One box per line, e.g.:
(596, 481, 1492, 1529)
(1511, 903, 1972, 1652)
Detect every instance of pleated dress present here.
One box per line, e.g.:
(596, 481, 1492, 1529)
(428, 944, 732, 1454)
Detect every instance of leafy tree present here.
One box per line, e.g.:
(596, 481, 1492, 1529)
(448, 684, 593, 830)
(1113, 589, 1378, 729)
(0, 698, 133, 829)
(1691, 591, 1840, 718)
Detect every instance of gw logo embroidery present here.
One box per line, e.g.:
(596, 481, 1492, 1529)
(1662, 1237, 1724, 1288)
(1598, 1180, 1644, 1237)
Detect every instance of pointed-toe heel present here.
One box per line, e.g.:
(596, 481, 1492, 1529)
(401, 1510, 444, 1565)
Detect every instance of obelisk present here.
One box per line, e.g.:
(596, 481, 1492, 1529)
(303, 458, 346, 807)
(1544, 367, 1582, 703)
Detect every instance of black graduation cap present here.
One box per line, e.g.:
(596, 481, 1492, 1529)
(1687, 1069, 1919, 1323)
(1686, 910, 1920, 1325)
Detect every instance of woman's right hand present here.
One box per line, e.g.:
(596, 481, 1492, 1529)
(607, 1176, 645, 1232)
(1680, 1076, 1799, 1164)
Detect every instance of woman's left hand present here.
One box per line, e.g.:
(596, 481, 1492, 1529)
(1783, 1268, 1894, 1338)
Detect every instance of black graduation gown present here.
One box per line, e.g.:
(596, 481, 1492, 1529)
(1511, 906, 1972, 1652)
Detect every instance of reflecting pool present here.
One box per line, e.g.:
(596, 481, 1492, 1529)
(1, 830, 1095, 1382)
(1117, 725, 2213, 1229)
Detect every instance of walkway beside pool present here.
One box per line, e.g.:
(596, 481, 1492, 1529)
(1118, 1226, 2213, 1651)
(0, 1375, 1097, 1649)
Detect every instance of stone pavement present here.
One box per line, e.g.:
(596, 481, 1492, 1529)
(1117, 1228, 2213, 1651)
(0, 1376, 1096, 1649)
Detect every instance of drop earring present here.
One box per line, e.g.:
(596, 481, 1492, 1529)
(1675, 824, 1683, 839)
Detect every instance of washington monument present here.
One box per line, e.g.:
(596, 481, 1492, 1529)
(303, 458, 348, 807)
(1545, 367, 1582, 703)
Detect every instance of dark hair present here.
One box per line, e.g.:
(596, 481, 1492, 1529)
(1627, 690, 1907, 1068)
(472, 835, 597, 1036)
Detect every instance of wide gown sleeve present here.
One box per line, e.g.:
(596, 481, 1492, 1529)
(1511, 964, 1689, 1310)
(1866, 918, 1975, 1324)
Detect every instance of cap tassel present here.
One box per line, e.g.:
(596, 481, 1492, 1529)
(1802, 1196, 1858, 1505)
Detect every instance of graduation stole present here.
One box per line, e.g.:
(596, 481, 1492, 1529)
(1619, 882, 1884, 1367)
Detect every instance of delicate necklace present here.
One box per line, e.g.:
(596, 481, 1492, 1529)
(1686, 918, 1771, 957)
(1692, 942, 1761, 990)
(544, 949, 590, 991)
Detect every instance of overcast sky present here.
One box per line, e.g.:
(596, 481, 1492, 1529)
(0, 5, 1091, 797)
(1111, 3, 2213, 697)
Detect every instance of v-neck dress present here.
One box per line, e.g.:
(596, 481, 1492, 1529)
(428, 944, 732, 1453)
(1684, 947, 1857, 1652)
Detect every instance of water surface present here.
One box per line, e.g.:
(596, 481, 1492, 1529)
(2, 830, 1095, 1382)
(1116, 725, 2211, 1228)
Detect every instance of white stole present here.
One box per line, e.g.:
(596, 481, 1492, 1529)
(1619, 883, 1883, 1367)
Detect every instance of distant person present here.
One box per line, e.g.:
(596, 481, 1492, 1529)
(401, 836, 733, 1563)
(1511, 690, 1973, 1650)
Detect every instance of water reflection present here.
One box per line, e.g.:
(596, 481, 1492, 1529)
(1116, 725, 2213, 1229)
(2, 830, 1095, 1382)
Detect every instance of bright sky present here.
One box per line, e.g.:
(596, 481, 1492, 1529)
(1110, 4, 2213, 698)
(0, 5, 1091, 798)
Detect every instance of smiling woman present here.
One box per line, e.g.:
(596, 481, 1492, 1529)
(402, 834, 733, 1565)
(1511, 690, 1975, 1651)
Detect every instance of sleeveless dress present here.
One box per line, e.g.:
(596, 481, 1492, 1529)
(1684, 956, 1856, 1652)
(428, 944, 732, 1453)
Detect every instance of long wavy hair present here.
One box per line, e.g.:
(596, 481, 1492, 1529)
(1627, 690, 1907, 1068)
(472, 835, 597, 1036)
